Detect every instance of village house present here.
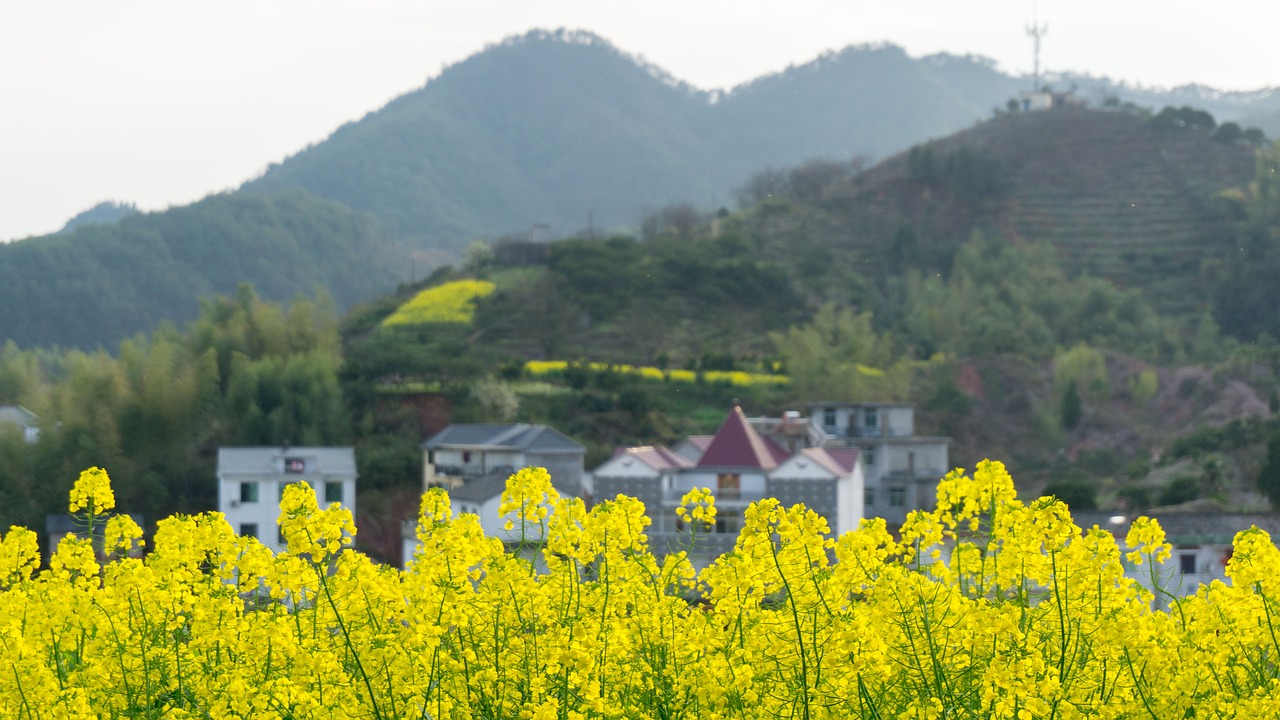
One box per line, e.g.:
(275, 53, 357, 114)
(216, 446, 358, 554)
(403, 423, 587, 565)
(594, 405, 869, 563)
(0, 404, 40, 444)
(1073, 511, 1280, 608)
(809, 401, 950, 526)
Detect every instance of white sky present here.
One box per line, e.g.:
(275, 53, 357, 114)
(2, 0, 1276, 241)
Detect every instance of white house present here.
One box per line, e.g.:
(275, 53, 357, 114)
(216, 446, 357, 554)
(595, 406, 866, 564)
(1073, 511, 1280, 608)
(403, 424, 587, 566)
(422, 423, 587, 499)
(0, 405, 39, 444)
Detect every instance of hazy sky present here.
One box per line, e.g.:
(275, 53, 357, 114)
(3, 0, 1276, 241)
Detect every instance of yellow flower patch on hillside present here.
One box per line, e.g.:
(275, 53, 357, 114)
(382, 279, 496, 326)
(524, 360, 789, 387)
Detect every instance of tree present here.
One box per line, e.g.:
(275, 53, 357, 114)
(1060, 380, 1082, 430)
(770, 305, 911, 401)
(1043, 480, 1096, 510)
(1258, 428, 1280, 507)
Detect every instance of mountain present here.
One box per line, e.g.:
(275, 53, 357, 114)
(0, 190, 407, 349)
(242, 29, 1276, 258)
(59, 201, 139, 233)
(794, 106, 1260, 316)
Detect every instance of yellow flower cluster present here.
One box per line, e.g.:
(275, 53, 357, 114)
(381, 279, 496, 326)
(7, 460, 1280, 717)
(675, 486, 717, 528)
(67, 466, 115, 515)
(524, 360, 789, 387)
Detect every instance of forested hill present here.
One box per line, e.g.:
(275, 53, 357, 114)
(241, 29, 1280, 257)
(803, 106, 1260, 316)
(0, 190, 407, 349)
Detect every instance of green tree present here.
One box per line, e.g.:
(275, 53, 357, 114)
(1258, 428, 1280, 507)
(770, 305, 911, 401)
(1060, 380, 1083, 430)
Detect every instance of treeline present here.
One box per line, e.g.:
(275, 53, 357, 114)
(0, 287, 345, 544)
(0, 189, 406, 349)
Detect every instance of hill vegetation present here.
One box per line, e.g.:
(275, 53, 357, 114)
(242, 29, 1280, 258)
(0, 190, 408, 349)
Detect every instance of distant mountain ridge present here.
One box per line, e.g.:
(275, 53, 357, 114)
(242, 29, 1279, 256)
(0, 191, 406, 349)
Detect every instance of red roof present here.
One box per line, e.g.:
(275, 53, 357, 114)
(697, 406, 787, 470)
(822, 447, 860, 474)
(626, 446, 695, 470)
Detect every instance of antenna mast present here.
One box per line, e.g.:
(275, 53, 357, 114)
(1026, 19, 1048, 92)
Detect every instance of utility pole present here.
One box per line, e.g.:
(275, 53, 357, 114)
(1026, 20, 1048, 92)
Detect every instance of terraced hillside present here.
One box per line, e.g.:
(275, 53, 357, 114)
(839, 107, 1258, 314)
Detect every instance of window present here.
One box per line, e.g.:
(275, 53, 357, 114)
(888, 488, 906, 507)
(717, 473, 741, 499)
(325, 481, 344, 504)
(864, 488, 875, 506)
(715, 515, 742, 535)
(239, 523, 258, 539)
(239, 481, 259, 503)
(823, 407, 836, 427)
(284, 457, 306, 474)
(277, 526, 286, 547)
(1180, 553, 1197, 574)
(864, 408, 878, 428)
(864, 447, 876, 466)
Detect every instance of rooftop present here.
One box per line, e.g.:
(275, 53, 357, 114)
(424, 423, 585, 454)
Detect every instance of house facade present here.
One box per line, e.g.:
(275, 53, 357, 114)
(809, 402, 949, 526)
(595, 406, 866, 564)
(216, 446, 357, 554)
(1073, 511, 1280, 607)
(0, 405, 39, 444)
(422, 423, 587, 499)
(403, 424, 588, 566)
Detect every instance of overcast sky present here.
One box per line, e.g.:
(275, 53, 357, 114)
(2, 0, 1277, 241)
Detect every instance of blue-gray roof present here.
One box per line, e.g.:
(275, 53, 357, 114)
(423, 424, 584, 454)
(448, 473, 512, 503)
(217, 447, 357, 477)
(1073, 511, 1280, 545)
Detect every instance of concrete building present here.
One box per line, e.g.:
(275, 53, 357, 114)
(1074, 511, 1280, 607)
(809, 402, 949, 526)
(595, 406, 865, 563)
(422, 423, 587, 499)
(216, 446, 357, 553)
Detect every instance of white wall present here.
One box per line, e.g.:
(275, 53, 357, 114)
(219, 475, 357, 554)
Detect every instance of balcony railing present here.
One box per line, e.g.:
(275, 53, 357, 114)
(661, 487, 764, 504)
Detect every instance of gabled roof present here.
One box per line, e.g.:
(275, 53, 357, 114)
(799, 447, 859, 476)
(448, 473, 511, 503)
(697, 406, 788, 471)
(216, 447, 357, 477)
(423, 424, 584, 454)
(820, 447, 860, 474)
(619, 445, 694, 471)
(769, 447, 859, 479)
(0, 405, 37, 426)
(682, 436, 714, 452)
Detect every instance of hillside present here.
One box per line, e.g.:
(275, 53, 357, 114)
(242, 29, 1278, 259)
(742, 106, 1259, 316)
(0, 190, 407, 349)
